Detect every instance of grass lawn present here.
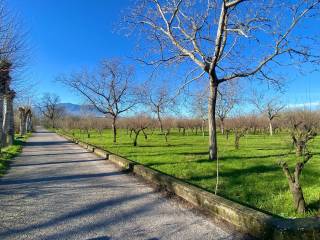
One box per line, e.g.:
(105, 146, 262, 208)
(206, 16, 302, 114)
(59, 128, 320, 218)
(0, 134, 30, 177)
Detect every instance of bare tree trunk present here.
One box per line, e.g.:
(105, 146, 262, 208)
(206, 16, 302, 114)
(112, 117, 117, 143)
(156, 108, 163, 133)
(86, 129, 90, 138)
(21, 118, 26, 135)
(269, 119, 273, 136)
(133, 130, 140, 146)
(7, 91, 14, 145)
(220, 118, 225, 135)
(0, 95, 4, 148)
(201, 119, 205, 137)
(295, 144, 303, 156)
(164, 131, 168, 143)
(25, 113, 30, 133)
(26, 112, 32, 132)
(132, 128, 147, 146)
(235, 131, 240, 149)
(290, 181, 306, 213)
(234, 129, 245, 150)
(281, 162, 306, 213)
(208, 76, 218, 161)
(19, 108, 26, 136)
(25, 115, 29, 132)
(142, 129, 147, 140)
(2, 96, 8, 146)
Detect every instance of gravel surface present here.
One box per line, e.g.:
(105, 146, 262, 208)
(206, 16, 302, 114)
(0, 127, 242, 240)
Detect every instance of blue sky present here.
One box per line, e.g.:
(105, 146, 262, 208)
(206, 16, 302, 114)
(8, 0, 320, 107)
(9, 0, 135, 103)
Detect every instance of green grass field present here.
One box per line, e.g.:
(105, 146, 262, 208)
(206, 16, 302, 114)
(59, 128, 320, 218)
(0, 134, 30, 177)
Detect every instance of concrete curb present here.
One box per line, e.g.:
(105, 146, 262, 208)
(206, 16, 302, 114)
(57, 131, 320, 240)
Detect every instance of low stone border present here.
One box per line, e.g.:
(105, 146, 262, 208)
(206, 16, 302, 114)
(58, 132, 320, 240)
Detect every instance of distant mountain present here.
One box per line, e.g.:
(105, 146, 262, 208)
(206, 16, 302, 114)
(58, 103, 104, 117)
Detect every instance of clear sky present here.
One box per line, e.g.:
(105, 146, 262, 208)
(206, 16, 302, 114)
(8, 0, 320, 107)
(9, 0, 136, 104)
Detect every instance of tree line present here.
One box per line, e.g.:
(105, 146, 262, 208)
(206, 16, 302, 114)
(0, 0, 32, 153)
(37, 0, 320, 214)
(40, 99, 319, 214)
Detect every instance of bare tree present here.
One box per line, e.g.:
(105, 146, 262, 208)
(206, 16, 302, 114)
(25, 108, 32, 132)
(138, 82, 174, 133)
(0, 0, 27, 147)
(0, 0, 30, 108)
(18, 106, 32, 135)
(251, 91, 285, 136)
(216, 81, 239, 134)
(6, 89, 14, 144)
(37, 93, 64, 128)
(128, 0, 320, 160)
(279, 121, 316, 213)
(0, 60, 12, 145)
(59, 59, 135, 143)
(192, 86, 208, 137)
(286, 110, 318, 156)
(18, 107, 25, 135)
(230, 114, 248, 149)
(161, 117, 175, 142)
(128, 114, 151, 146)
(0, 0, 26, 73)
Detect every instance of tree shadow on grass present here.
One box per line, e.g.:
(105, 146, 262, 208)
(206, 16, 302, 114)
(144, 158, 214, 167)
(256, 147, 292, 151)
(220, 153, 290, 161)
(184, 164, 280, 188)
(14, 137, 26, 145)
(184, 167, 282, 216)
(175, 151, 296, 160)
(307, 199, 320, 213)
(184, 163, 319, 217)
(176, 151, 209, 156)
(222, 165, 280, 178)
(142, 152, 296, 167)
(0, 144, 24, 177)
(137, 143, 194, 148)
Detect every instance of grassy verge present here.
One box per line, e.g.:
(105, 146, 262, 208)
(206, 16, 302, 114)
(0, 134, 31, 177)
(57, 128, 319, 218)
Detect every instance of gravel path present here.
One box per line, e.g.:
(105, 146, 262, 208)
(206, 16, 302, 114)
(0, 127, 241, 240)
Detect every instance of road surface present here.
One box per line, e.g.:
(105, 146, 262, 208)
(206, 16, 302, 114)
(0, 127, 242, 240)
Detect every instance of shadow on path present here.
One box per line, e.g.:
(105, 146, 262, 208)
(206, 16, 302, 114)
(11, 158, 106, 167)
(0, 171, 125, 186)
(25, 141, 72, 146)
(0, 191, 152, 238)
(20, 151, 90, 157)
